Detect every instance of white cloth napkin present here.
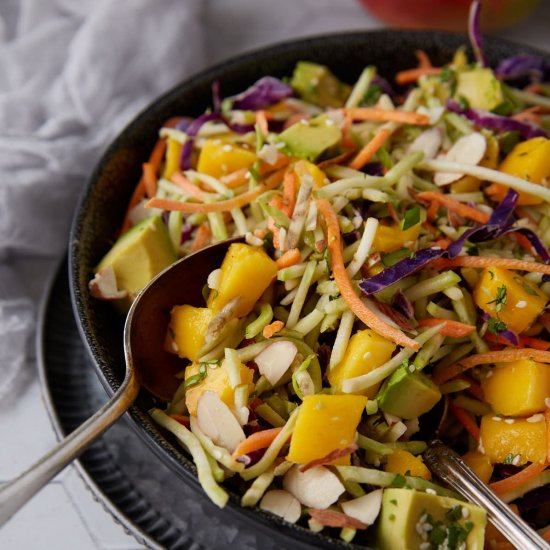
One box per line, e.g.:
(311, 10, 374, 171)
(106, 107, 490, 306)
(0, 0, 205, 399)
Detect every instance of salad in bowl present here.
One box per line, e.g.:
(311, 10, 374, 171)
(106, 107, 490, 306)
(88, 4, 550, 548)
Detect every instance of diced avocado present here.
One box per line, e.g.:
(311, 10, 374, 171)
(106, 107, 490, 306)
(377, 488, 486, 550)
(290, 61, 351, 108)
(277, 114, 342, 161)
(377, 364, 441, 420)
(96, 215, 177, 308)
(455, 68, 504, 111)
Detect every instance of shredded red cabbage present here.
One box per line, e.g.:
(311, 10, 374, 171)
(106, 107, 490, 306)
(496, 54, 550, 82)
(230, 76, 292, 111)
(372, 75, 396, 98)
(359, 189, 550, 295)
(446, 99, 548, 139)
(179, 113, 222, 170)
(468, 0, 487, 67)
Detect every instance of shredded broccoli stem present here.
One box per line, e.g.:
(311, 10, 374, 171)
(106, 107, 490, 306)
(240, 407, 300, 481)
(151, 409, 229, 508)
(245, 303, 274, 339)
(241, 467, 275, 507)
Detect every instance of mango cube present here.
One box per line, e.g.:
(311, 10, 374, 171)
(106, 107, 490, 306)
(328, 330, 396, 397)
(184, 360, 254, 416)
(479, 414, 547, 465)
(489, 137, 550, 205)
(208, 243, 278, 317)
(384, 449, 431, 480)
(162, 137, 183, 179)
(197, 139, 256, 179)
(373, 224, 421, 254)
(482, 359, 550, 417)
(462, 451, 493, 484)
(287, 394, 367, 465)
(294, 159, 328, 189)
(473, 267, 547, 333)
(167, 305, 212, 362)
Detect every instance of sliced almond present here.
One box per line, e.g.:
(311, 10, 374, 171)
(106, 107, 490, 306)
(254, 340, 297, 386)
(434, 132, 487, 186)
(341, 489, 383, 526)
(88, 266, 127, 301)
(407, 127, 443, 160)
(196, 390, 245, 453)
(283, 465, 345, 509)
(259, 489, 301, 523)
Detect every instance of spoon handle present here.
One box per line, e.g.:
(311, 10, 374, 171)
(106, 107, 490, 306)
(424, 440, 549, 550)
(0, 370, 139, 527)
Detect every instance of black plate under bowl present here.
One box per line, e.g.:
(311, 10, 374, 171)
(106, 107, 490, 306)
(69, 30, 544, 548)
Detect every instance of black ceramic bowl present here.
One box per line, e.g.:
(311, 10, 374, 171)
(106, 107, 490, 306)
(69, 30, 543, 548)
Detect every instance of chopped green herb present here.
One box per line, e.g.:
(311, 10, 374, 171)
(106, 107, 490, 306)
(389, 513, 396, 521)
(513, 276, 539, 296)
(445, 505, 463, 522)
(503, 452, 515, 465)
(487, 285, 507, 312)
(362, 84, 382, 106)
(488, 317, 508, 334)
(390, 474, 407, 488)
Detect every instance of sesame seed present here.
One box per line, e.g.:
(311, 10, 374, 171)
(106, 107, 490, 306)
(486, 370, 493, 378)
(420, 543, 431, 550)
(512, 454, 521, 466)
(515, 300, 527, 308)
(504, 418, 515, 424)
(409, 365, 416, 373)
(425, 488, 437, 495)
(462, 507, 470, 519)
(527, 413, 544, 423)
(492, 416, 502, 422)
(478, 440, 485, 454)
(363, 352, 372, 360)
(222, 144, 232, 152)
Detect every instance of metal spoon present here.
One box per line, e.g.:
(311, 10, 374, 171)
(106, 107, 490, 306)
(424, 441, 549, 550)
(0, 238, 237, 526)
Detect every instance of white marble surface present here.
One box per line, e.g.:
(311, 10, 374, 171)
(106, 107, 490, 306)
(1, 0, 550, 548)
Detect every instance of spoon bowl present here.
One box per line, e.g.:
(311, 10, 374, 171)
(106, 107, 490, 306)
(0, 238, 239, 526)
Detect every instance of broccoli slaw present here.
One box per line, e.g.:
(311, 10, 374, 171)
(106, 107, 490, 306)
(90, 8, 550, 549)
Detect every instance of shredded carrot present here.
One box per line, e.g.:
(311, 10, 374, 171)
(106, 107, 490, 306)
(485, 332, 550, 351)
(231, 427, 283, 459)
(189, 223, 211, 253)
(220, 167, 249, 188)
(262, 320, 284, 339)
(142, 162, 158, 198)
(433, 348, 550, 385)
(489, 461, 548, 496)
(395, 67, 442, 85)
(432, 238, 451, 250)
(348, 127, 392, 171)
(316, 198, 419, 350)
(346, 107, 430, 126)
(426, 201, 440, 222)
(146, 167, 286, 214)
(281, 170, 297, 216)
(276, 248, 301, 269)
(120, 139, 167, 233)
(448, 400, 479, 441)
(417, 318, 476, 338)
(254, 228, 267, 239)
(341, 109, 355, 148)
(256, 110, 269, 137)
(170, 172, 205, 200)
(217, 156, 289, 190)
(415, 49, 433, 69)
(433, 256, 550, 276)
(416, 192, 490, 224)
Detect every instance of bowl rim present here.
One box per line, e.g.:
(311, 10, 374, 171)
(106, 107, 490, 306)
(68, 28, 549, 548)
